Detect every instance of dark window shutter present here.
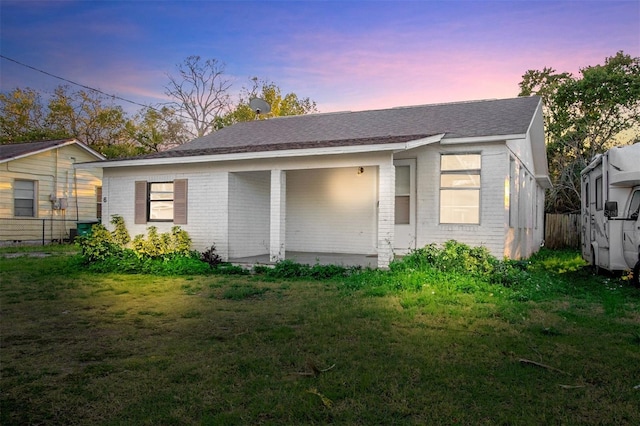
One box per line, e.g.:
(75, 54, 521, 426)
(134, 181, 148, 224)
(173, 179, 188, 224)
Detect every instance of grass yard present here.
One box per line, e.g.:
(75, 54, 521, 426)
(1, 247, 639, 425)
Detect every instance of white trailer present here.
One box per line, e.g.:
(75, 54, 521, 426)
(581, 143, 640, 286)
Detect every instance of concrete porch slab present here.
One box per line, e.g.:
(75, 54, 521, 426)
(229, 251, 379, 269)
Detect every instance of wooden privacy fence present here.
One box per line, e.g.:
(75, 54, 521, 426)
(544, 213, 580, 249)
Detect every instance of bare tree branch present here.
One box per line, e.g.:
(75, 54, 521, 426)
(164, 56, 233, 137)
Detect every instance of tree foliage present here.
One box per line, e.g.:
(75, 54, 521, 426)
(218, 77, 318, 128)
(0, 85, 133, 157)
(46, 85, 129, 151)
(0, 85, 191, 158)
(0, 87, 64, 141)
(127, 106, 191, 152)
(2, 56, 318, 157)
(519, 51, 640, 213)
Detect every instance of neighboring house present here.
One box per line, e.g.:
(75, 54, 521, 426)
(0, 139, 105, 244)
(87, 96, 550, 268)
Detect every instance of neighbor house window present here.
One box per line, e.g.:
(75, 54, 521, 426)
(96, 186, 102, 220)
(14, 179, 36, 217)
(440, 154, 481, 224)
(135, 179, 187, 224)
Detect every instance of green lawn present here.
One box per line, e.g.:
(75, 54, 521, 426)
(1, 248, 639, 425)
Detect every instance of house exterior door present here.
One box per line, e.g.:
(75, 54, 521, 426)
(394, 159, 416, 252)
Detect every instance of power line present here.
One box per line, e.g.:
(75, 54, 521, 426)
(0, 54, 204, 125)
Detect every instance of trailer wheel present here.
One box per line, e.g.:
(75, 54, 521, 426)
(632, 261, 640, 288)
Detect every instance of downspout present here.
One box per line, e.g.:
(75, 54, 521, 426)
(51, 149, 59, 240)
(71, 158, 79, 221)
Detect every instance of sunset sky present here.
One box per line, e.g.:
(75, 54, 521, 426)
(1, 0, 638, 114)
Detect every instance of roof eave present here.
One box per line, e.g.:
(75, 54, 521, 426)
(0, 139, 106, 164)
(80, 134, 446, 169)
(536, 175, 553, 189)
(441, 133, 526, 145)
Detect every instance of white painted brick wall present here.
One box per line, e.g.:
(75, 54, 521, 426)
(270, 170, 286, 261)
(286, 167, 378, 254)
(377, 162, 395, 268)
(102, 170, 229, 259)
(228, 171, 270, 257)
(397, 143, 509, 258)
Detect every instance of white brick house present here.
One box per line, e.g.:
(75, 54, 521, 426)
(86, 97, 550, 268)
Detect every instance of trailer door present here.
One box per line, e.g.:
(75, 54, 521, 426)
(622, 189, 640, 269)
(581, 179, 591, 262)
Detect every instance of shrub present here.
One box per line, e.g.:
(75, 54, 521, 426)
(259, 260, 355, 280)
(78, 216, 207, 275)
(201, 244, 223, 268)
(392, 240, 497, 278)
(110, 215, 130, 246)
(76, 224, 122, 263)
(131, 226, 193, 259)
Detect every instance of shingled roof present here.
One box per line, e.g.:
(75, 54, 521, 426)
(155, 96, 541, 158)
(0, 139, 73, 162)
(0, 138, 105, 163)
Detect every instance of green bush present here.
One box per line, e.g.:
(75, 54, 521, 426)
(130, 226, 192, 259)
(260, 260, 356, 280)
(76, 224, 122, 262)
(77, 216, 207, 275)
(394, 240, 497, 277)
(344, 240, 540, 295)
(110, 215, 130, 246)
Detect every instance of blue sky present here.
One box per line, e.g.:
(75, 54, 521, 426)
(1, 0, 638, 113)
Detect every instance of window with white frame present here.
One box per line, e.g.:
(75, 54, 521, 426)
(14, 180, 36, 217)
(148, 182, 174, 221)
(440, 154, 481, 224)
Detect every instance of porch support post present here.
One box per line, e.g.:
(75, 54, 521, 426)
(270, 169, 286, 262)
(377, 162, 395, 269)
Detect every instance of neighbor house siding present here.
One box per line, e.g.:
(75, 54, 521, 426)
(0, 144, 102, 242)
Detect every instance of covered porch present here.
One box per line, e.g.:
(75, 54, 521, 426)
(225, 154, 396, 268)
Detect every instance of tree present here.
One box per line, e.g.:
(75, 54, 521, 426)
(519, 51, 640, 213)
(219, 77, 318, 128)
(127, 106, 191, 153)
(164, 56, 233, 138)
(0, 87, 64, 142)
(45, 85, 129, 153)
(1, 85, 143, 158)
